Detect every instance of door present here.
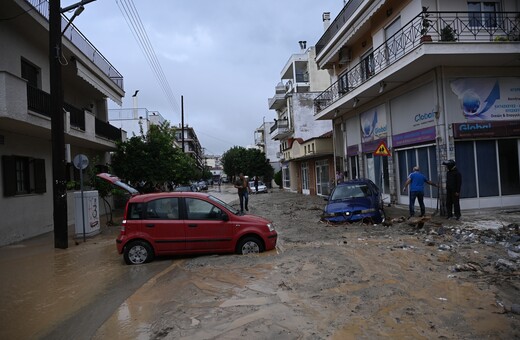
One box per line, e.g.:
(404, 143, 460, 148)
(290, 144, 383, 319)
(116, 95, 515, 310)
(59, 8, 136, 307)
(184, 197, 234, 251)
(143, 197, 185, 253)
(365, 153, 390, 203)
(301, 162, 310, 195)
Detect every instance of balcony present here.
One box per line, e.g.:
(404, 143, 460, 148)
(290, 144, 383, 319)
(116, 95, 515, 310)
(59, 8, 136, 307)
(270, 119, 292, 140)
(25, 0, 124, 91)
(314, 11, 520, 115)
(26, 84, 121, 142)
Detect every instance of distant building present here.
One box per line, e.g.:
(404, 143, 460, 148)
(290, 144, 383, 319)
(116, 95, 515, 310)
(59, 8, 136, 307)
(109, 108, 166, 138)
(175, 125, 204, 169)
(254, 121, 280, 173)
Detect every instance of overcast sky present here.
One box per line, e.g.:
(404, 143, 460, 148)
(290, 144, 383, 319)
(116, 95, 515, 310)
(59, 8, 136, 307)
(66, 0, 345, 155)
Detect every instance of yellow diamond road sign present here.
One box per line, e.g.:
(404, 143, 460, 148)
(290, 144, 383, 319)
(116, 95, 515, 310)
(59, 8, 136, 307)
(374, 141, 390, 156)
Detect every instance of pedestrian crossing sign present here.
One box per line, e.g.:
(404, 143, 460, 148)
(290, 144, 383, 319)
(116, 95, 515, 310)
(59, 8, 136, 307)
(374, 141, 390, 156)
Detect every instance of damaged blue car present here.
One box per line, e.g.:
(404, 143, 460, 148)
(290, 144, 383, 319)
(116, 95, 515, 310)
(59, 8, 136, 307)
(321, 179, 385, 224)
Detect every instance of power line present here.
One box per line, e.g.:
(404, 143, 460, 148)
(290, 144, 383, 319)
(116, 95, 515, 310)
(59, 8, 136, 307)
(115, 0, 180, 119)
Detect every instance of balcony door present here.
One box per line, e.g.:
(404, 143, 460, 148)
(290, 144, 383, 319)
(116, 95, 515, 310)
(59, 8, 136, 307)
(360, 49, 374, 81)
(385, 17, 402, 65)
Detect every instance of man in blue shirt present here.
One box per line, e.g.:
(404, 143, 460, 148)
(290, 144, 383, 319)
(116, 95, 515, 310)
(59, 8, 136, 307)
(402, 166, 437, 218)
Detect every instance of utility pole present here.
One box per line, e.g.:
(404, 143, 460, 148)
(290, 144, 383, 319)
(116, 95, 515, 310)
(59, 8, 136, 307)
(49, 0, 97, 248)
(50, 0, 68, 249)
(181, 95, 185, 153)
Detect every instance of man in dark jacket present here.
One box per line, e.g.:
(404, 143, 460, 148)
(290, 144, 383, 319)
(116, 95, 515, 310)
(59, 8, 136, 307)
(443, 159, 462, 220)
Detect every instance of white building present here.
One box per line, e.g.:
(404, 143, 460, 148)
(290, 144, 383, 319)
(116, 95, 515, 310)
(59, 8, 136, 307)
(0, 0, 125, 245)
(109, 108, 166, 138)
(314, 0, 520, 212)
(268, 43, 334, 195)
(254, 121, 281, 173)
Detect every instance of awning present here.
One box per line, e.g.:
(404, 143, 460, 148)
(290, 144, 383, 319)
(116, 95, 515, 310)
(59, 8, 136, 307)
(321, 0, 387, 66)
(76, 62, 123, 105)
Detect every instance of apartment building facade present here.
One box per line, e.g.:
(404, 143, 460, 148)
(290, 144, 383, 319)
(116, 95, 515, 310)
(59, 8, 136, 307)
(268, 44, 335, 195)
(0, 0, 125, 245)
(314, 0, 520, 211)
(254, 121, 281, 174)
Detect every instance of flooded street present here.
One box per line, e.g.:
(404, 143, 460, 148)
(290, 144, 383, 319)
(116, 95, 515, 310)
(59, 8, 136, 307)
(1, 185, 519, 339)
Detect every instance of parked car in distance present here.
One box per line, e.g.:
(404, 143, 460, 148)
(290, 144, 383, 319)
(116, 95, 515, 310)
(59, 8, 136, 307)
(97, 173, 278, 265)
(197, 180, 208, 191)
(321, 178, 385, 224)
(173, 184, 198, 192)
(249, 180, 268, 193)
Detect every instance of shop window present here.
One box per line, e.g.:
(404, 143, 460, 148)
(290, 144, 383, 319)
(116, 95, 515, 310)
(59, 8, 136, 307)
(316, 160, 330, 196)
(301, 162, 309, 191)
(476, 140, 499, 197)
(2, 155, 46, 196)
(349, 155, 359, 180)
(282, 166, 290, 189)
(455, 141, 478, 198)
(498, 139, 520, 195)
(397, 146, 437, 198)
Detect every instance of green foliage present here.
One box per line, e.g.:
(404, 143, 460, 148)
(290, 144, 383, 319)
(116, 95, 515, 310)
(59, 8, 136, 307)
(421, 6, 432, 36)
(221, 146, 274, 180)
(440, 25, 457, 41)
(86, 155, 113, 199)
(274, 170, 282, 187)
(111, 122, 199, 186)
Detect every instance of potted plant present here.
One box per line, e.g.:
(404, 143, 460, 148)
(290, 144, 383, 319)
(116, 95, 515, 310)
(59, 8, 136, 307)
(441, 25, 457, 41)
(421, 6, 432, 42)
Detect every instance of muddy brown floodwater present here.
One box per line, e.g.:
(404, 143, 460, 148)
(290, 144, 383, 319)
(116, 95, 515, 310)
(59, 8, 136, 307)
(92, 188, 519, 339)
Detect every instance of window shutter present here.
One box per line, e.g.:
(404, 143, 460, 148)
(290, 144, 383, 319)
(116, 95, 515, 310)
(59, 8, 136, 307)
(2, 156, 16, 196)
(34, 158, 46, 194)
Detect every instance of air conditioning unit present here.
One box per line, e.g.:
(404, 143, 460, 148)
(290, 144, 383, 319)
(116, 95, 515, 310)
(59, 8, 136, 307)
(338, 47, 352, 65)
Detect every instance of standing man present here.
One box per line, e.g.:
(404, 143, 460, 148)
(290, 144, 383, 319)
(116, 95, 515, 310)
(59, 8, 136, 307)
(234, 173, 250, 214)
(442, 159, 462, 220)
(254, 176, 259, 193)
(402, 166, 437, 218)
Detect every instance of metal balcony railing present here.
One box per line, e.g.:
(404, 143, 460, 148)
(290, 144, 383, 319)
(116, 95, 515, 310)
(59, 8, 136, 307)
(25, 0, 124, 91)
(314, 11, 520, 114)
(27, 84, 51, 118)
(64, 102, 85, 130)
(27, 84, 119, 141)
(95, 118, 122, 142)
(269, 119, 289, 134)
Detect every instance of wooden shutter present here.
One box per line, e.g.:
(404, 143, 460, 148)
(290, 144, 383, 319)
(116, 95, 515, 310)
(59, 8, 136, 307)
(2, 156, 16, 196)
(34, 158, 46, 194)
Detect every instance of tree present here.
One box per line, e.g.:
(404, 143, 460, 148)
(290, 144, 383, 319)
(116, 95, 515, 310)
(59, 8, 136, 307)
(111, 122, 198, 189)
(221, 146, 274, 182)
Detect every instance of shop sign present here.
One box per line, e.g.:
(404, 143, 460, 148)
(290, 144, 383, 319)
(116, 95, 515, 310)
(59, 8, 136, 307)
(453, 121, 520, 139)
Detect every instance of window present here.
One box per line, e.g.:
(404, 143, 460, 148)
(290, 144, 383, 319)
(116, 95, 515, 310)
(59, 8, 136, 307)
(2, 156, 46, 196)
(282, 166, 290, 188)
(186, 198, 223, 220)
(21, 59, 40, 88)
(145, 198, 180, 220)
(468, 1, 499, 28)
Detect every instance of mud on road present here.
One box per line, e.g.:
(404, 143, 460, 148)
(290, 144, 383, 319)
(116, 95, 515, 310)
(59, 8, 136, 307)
(95, 189, 520, 339)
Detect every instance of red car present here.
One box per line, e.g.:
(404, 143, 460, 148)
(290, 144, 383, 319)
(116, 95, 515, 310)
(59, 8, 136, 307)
(97, 173, 278, 265)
